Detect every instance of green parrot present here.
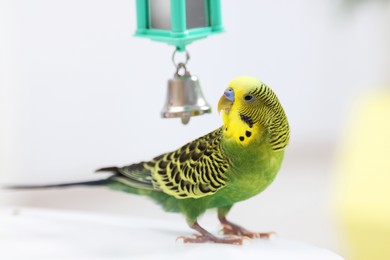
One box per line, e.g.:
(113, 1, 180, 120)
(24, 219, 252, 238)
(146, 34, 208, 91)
(8, 76, 290, 245)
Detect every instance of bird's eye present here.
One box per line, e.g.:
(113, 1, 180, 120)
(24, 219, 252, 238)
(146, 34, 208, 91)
(243, 94, 254, 102)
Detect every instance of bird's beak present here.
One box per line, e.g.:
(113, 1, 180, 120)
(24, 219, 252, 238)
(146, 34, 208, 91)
(218, 95, 233, 115)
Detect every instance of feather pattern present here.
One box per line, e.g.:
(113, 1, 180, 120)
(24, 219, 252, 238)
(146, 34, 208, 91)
(145, 128, 230, 199)
(108, 128, 230, 199)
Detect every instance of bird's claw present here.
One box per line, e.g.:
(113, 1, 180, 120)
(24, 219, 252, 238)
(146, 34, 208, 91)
(220, 223, 276, 239)
(176, 235, 186, 243)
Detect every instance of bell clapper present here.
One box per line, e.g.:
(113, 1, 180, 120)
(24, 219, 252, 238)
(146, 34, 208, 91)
(181, 115, 190, 125)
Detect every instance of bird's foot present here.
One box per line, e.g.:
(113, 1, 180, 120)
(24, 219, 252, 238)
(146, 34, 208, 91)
(177, 233, 246, 245)
(220, 217, 275, 239)
(178, 221, 248, 245)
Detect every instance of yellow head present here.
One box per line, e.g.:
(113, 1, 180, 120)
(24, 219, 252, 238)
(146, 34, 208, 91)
(218, 76, 289, 150)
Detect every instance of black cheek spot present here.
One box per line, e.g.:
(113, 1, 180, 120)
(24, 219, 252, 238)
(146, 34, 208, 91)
(245, 131, 252, 137)
(240, 114, 254, 128)
(239, 136, 245, 142)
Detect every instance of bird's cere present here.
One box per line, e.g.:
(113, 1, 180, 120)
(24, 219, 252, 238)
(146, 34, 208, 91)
(224, 88, 234, 101)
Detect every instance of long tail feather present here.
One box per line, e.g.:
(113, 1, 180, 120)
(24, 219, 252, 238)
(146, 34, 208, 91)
(3, 179, 109, 190)
(96, 164, 155, 191)
(95, 167, 119, 173)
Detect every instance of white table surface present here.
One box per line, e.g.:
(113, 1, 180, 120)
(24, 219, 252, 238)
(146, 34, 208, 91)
(0, 207, 343, 260)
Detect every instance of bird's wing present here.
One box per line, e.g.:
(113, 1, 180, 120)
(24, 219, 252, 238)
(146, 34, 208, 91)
(145, 127, 230, 199)
(107, 163, 155, 191)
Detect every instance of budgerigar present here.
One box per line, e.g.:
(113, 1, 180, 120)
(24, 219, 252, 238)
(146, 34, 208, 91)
(8, 76, 290, 245)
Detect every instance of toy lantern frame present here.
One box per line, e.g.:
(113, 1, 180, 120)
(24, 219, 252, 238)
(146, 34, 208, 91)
(135, 0, 224, 51)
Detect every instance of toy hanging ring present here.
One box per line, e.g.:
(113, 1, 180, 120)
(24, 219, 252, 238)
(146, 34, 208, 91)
(172, 50, 190, 68)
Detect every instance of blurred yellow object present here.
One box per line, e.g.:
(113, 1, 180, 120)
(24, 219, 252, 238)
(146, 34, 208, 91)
(335, 89, 390, 260)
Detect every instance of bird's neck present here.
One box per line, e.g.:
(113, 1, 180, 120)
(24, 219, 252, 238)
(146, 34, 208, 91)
(222, 112, 264, 147)
(221, 107, 289, 151)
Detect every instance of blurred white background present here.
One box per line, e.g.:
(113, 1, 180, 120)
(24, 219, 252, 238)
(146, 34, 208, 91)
(1, 0, 389, 257)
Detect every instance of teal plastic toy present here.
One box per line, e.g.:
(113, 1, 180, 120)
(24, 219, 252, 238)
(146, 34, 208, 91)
(135, 0, 224, 51)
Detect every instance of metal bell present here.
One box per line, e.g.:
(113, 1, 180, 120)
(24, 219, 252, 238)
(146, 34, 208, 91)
(161, 63, 211, 125)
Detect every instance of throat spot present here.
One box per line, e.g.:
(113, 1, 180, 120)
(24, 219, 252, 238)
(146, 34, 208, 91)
(239, 130, 252, 142)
